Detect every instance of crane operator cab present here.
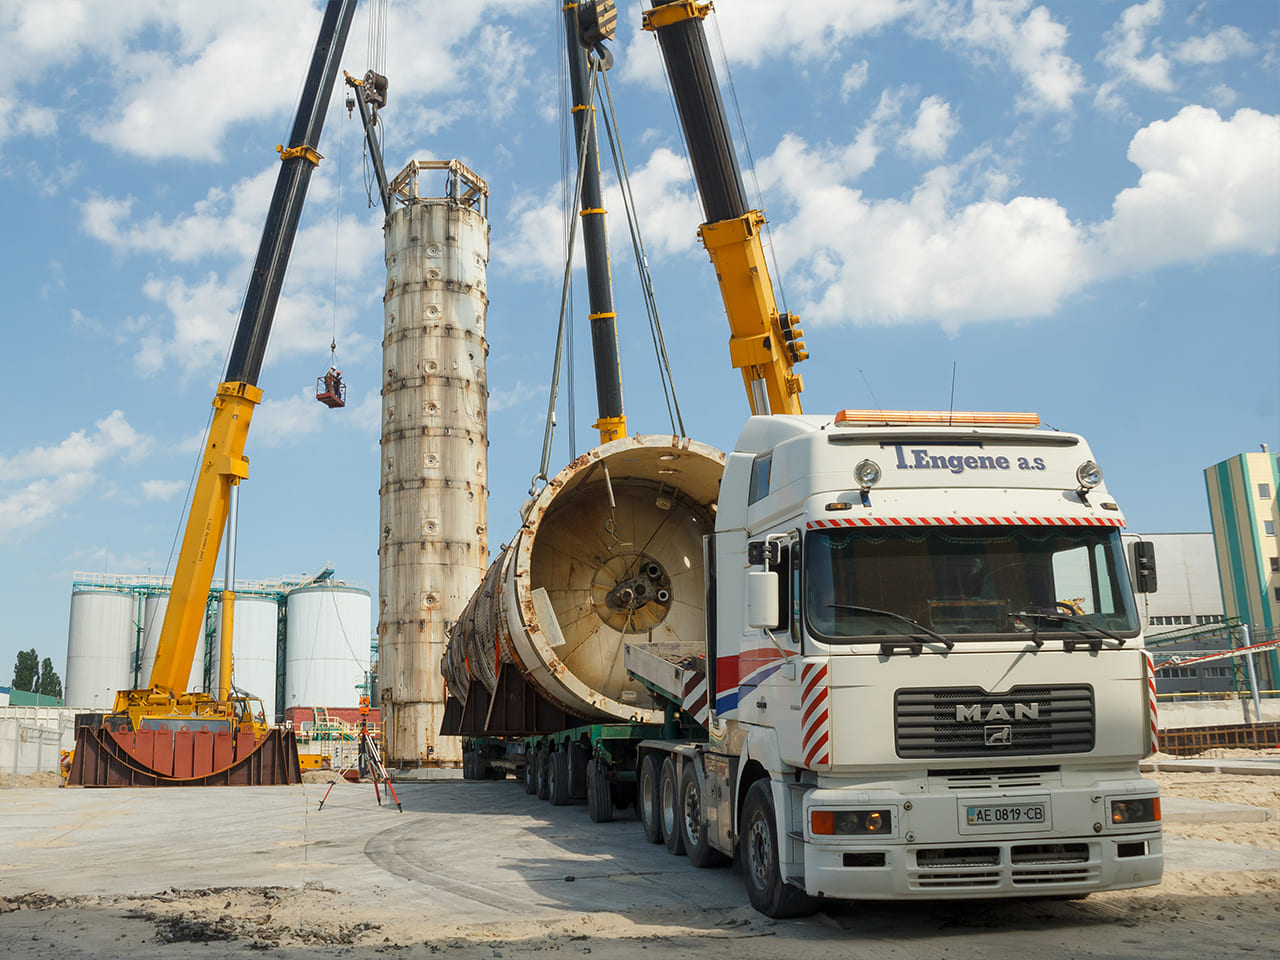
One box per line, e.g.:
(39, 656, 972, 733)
(317, 365, 347, 408)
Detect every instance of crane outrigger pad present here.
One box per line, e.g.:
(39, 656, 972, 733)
(67, 725, 302, 787)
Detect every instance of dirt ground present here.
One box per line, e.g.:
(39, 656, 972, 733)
(1, 753, 1277, 959)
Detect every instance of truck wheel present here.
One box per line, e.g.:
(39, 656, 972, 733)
(661, 756, 685, 856)
(536, 747, 551, 800)
(462, 750, 476, 780)
(638, 754, 664, 844)
(568, 741, 589, 803)
(587, 760, 614, 823)
(741, 779, 818, 918)
(680, 762, 727, 868)
(548, 749, 570, 806)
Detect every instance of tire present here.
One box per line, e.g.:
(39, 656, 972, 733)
(679, 761, 727, 868)
(548, 749, 570, 806)
(661, 756, 685, 856)
(740, 779, 817, 918)
(462, 750, 476, 780)
(568, 741, 588, 803)
(535, 747, 551, 800)
(523, 754, 537, 794)
(638, 753, 664, 844)
(587, 759, 614, 823)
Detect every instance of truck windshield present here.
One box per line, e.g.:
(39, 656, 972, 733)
(804, 526, 1139, 643)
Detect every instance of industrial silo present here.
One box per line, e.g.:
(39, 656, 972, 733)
(285, 583, 370, 711)
(212, 595, 280, 719)
(64, 589, 137, 709)
(378, 159, 490, 768)
(138, 589, 208, 693)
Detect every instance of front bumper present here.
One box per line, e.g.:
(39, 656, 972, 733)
(799, 782, 1163, 900)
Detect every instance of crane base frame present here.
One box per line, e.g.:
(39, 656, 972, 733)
(67, 724, 302, 787)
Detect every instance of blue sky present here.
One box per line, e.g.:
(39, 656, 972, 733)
(1, 0, 1276, 683)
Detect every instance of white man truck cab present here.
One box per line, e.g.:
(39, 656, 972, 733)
(700, 409, 1162, 916)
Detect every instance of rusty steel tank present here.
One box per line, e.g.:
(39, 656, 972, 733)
(444, 434, 724, 727)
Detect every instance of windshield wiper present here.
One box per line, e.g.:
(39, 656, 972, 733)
(826, 603, 955, 653)
(1013, 611, 1126, 652)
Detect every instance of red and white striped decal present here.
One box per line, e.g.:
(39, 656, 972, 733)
(800, 661, 831, 769)
(808, 516, 1124, 529)
(1144, 650, 1159, 752)
(682, 672, 709, 727)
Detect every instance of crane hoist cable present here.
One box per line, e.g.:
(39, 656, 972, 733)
(528, 56, 605, 505)
(599, 68, 685, 438)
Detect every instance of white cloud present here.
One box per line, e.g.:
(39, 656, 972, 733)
(81, 160, 381, 378)
(0, 97, 56, 149)
(251, 387, 329, 448)
(751, 106, 1279, 331)
(141, 479, 185, 501)
(840, 61, 870, 101)
(489, 381, 545, 413)
(0, 411, 152, 541)
(1174, 26, 1256, 65)
(495, 146, 701, 280)
(916, 1, 1085, 114)
(619, 0, 918, 87)
(1095, 0, 1174, 111)
(1092, 106, 1280, 273)
(900, 96, 959, 160)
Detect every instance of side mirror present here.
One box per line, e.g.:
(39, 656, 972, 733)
(1130, 541, 1157, 593)
(746, 570, 780, 629)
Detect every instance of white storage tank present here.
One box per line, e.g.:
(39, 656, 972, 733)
(65, 589, 137, 709)
(285, 583, 370, 710)
(138, 590, 208, 693)
(212, 595, 280, 718)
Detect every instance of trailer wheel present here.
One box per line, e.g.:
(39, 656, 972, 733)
(535, 747, 551, 800)
(568, 741, 589, 803)
(638, 754, 664, 844)
(660, 756, 686, 855)
(523, 755, 537, 794)
(680, 761, 727, 867)
(587, 759, 614, 822)
(741, 780, 817, 918)
(548, 749, 571, 806)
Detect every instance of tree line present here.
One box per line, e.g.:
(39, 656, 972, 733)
(10, 649, 62, 699)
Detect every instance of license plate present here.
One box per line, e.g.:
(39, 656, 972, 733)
(966, 803, 1047, 826)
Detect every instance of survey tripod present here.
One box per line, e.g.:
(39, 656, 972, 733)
(317, 698, 401, 812)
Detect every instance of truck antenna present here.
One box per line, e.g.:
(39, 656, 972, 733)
(948, 361, 957, 425)
(859, 369, 883, 414)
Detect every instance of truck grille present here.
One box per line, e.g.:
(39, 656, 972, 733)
(895, 685, 1094, 758)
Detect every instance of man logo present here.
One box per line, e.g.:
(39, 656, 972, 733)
(985, 725, 1012, 746)
(956, 702, 1040, 722)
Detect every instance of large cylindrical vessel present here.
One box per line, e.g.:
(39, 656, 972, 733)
(212, 595, 280, 718)
(138, 590, 207, 693)
(379, 159, 490, 767)
(285, 583, 371, 711)
(65, 589, 137, 709)
(447, 435, 724, 725)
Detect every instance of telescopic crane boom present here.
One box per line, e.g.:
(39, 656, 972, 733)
(71, 0, 360, 788)
(641, 0, 806, 416)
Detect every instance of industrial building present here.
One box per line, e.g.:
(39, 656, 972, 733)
(1205, 446, 1280, 687)
(63, 570, 374, 721)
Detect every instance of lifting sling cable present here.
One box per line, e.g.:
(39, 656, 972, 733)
(599, 69, 685, 437)
(530, 58, 603, 502)
(557, 7, 577, 460)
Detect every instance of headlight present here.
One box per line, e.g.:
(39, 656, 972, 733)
(854, 459, 882, 489)
(1110, 797, 1160, 824)
(811, 809, 893, 835)
(1076, 460, 1103, 489)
